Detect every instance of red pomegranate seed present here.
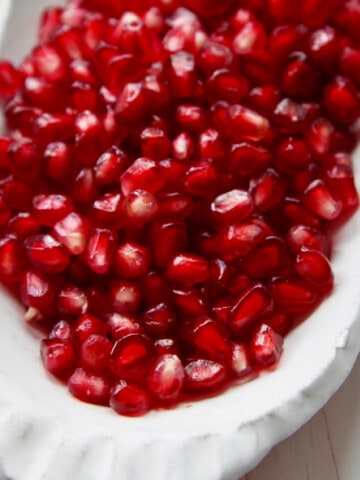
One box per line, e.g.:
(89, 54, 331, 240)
(274, 137, 311, 175)
(68, 368, 112, 405)
(57, 285, 88, 315)
(323, 76, 360, 125)
(73, 313, 108, 344)
(250, 168, 286, 212)
(307, 27, 339, 68)
(72, 168, 99, 205)
(41, 339, 76, 380)
(0, 61, 22, 97)
(229, 142, 271, 176)
(294, 248, 333, 287)
(49, 320, 73, 342)
(167, 51, 197, 99)
(142, 303, 177, 336)
(94, 147, 129, 186)
(149, 221, 188, 268)
(166, 253, 209, 288)
(270, 278, 317, 314)
(91, 193, 124, 228)
(190, 316, 229, 358)
(172, 131, 194, 161)
(184, 358, 226, 392)
(110, 333, 153, 378)
(115, 82, 146, 126)
(7, 137, 41, 181)
(107, 312, 142, 340)
(227, 342, 253, 379)
(287, 224, 332, 257)
(120, 157, 164, 195)
(32, 194, 73, 227)
(43, 142, 72, 183)
(210, 189, 254, 226)
(250, 324, 283, 367)
(83, 228, 116, 274)
(24, 234, 70, 273)
(232, 20, 267, 56)
(226, 105, 269, 142)
(340, 47, 360, 87)
(281, 55, 319, 101)
(108, 279, 142, 313)
(53, 212, 89, 255)
(302, 179, 342, 221)
(0, 236, 27, 283)
(147, 354, 185, 404)
(184, 159, 218, 198)
(326, 164, 359, 210)
(21, 270, 56, 312)
(80, 334, 113, 373)
(114, 242, 150, 279)
(230, 283, 272, 335)
(273, 98, 308, 134)
(110, 380, 151, 416)
(122, 189, 159, 224)
(171, 287, 208, 317)
(243, 236, 288, 279)
(221, 220, 268, 261)
(140, 127, 171, 160)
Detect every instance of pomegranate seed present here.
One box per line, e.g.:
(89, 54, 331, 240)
(68, 368, 112, 405)
(340, 47, 360, 87)
(270, 278, 317, 314)
(53, 212, 89, 255)
(120, 157, 164, 195)
(221, 220, 268, 261)
(226, 105, 269, 142)
(73, 313, 108, 344)
(250, 168, 286, 212)
(41, 339, 76, 380)
(57, 285, 88, 315)
(273, 98, 308, 134)
(8, 138, 41, 181)
(184, 358, 226, 392)
(274, 138, 311, 175)
(230, 283, 272, 335)
(91, 193, 124, 228)
(167, 51, 197, 99)
(149, 221, 188, 268)
(32, 194, 73, 227)
(0, 236, 27, 283)
(43, 142, 72, 183)
(326, 164, 359, 210)
(114, 242, 150, 279)
(250, 324, 283, 367)
(172, 287, 208, 317)
(232, 21, 267, 56)
(294, 248, 333, 287)
(94, 147, 129, 187)
(287, 225, 332, 257)
(110, 380, 150, 416)
(210, 189, 254, 226)
(140, 127, 171, 160)
(80, 334, 113, 373)
(83, 228, 116, 274)
(108, 279, 142, 313)
(147, 354, 185, 404)
(115, 82, 146, 126)
(227, 342, 253, 379)
(323, 76, 360, 125)
(122, 189, 159, 225)
(143, 303, 177, 336)
(110, 333, 153, 378)
(243, 236, 288, 279)
(302, 179, 342, 221)
(21, 270, 56, 312)
(172, 131, 194, 161)
(107, 312, 142, 340)
(24, 234, 70, 273)
(190, 316, 229, 358)
(229, 142, 271, 176)
(49, 320, 73, 342)
(166, 253, 209, 288)
(0, 61, 22, 97)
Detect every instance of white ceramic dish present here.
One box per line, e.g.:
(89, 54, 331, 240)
(1, 1, 360, 479)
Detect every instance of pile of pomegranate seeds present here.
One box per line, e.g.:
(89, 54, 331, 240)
(0, 0, 359, 416)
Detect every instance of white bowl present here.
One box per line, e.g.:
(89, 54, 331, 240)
(1, 1, 360, 479)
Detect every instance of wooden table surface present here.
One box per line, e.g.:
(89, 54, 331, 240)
(240, 354, 360, 480)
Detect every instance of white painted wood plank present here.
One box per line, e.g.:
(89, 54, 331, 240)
(240, 355, 360, 480)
